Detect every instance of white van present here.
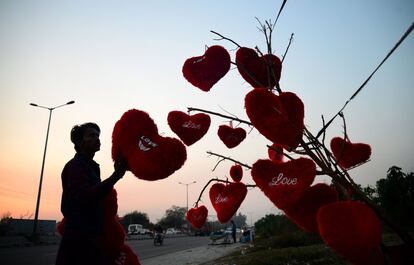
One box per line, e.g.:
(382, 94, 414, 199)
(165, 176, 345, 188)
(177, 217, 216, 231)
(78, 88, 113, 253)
(128, 224, 144, 235)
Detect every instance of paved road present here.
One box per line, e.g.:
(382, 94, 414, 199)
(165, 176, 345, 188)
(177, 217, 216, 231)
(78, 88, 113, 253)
(0, 236, 210, 265)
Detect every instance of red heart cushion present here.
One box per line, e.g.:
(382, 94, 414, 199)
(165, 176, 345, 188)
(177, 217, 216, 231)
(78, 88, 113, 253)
(235, 47, 282, 88)
(245, 88, 304, 149)
(230, 164, 243, 182)
(167, 111, 211, 146)
(330, 137, 371, 169)
(251, 158, 316, 210)
(284, 183, 338, 232)
(268, 143, 285, 163)
(120, 244, 141, 265)
(182, 45, 231, 92)
(217, 125, 246, 148)
(104, 189, 118, 218)
(112, 109, 187, 181)
(317, 201, 382, 264)
(103, 217, 126, 258)
(209, 182, 247, 223)
(186, 205, 208, 229)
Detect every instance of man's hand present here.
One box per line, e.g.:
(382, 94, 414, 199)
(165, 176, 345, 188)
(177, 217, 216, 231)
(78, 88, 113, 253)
(114, 158, 128, 179)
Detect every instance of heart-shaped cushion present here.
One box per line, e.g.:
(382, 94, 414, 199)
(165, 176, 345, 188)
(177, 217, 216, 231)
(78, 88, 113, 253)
(317, 201, 382, 264)
(103, 217, 126, 258)
(112, 109, 187, 181)
(330, 137, 371, 169)
(235, 47, 282, 88)
(245, 88, 304, 149)
(230, 164, 243, 182)
(284, 183, 338, 232)
(251, 158, 316, 210)
(209, 182, 247, 223)
(167, 111, 211, 146)
(268, 143, 284, 163)
(217, 125, 246, 148)
(182, 45, 231, 92)
(186, 205, 208, 229)
(120, 244, 141, 265)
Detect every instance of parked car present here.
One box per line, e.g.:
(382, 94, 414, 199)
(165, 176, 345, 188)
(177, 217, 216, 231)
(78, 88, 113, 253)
(165, 228, 178, 235)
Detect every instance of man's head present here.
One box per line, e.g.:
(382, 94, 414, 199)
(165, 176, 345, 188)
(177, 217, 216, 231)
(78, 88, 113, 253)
(70, 122, 101, 154)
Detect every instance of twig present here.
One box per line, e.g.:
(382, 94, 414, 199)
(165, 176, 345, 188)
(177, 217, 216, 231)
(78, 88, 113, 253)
(210, 30, 241, 48)
(316, 21, 414, 139)
(187, 107, 252, 126)
(207, 151, 252, 169)
(281, 33, 294, 64)
(272, 0, 288, 31)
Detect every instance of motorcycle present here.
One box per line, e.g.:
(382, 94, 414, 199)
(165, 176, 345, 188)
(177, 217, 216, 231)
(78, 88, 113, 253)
(153, 232, 164, 246)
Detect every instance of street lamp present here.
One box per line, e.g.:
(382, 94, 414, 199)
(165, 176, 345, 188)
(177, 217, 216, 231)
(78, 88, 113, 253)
(178, 181, 196, 211)
(30, 100, 75, 238)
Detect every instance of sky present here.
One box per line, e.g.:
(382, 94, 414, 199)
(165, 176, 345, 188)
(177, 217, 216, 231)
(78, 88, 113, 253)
(0, 0, 413, 225)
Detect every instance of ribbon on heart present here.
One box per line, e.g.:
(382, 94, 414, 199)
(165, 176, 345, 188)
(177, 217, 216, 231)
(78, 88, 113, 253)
(245, 88, 304, 149)
(283, 183, 338, 233)
(186, 205, 208, 229)
(330, 137, 371, 169)
(167, 111, 211, 146)
(317, 201, 382, 264)
(112, 109, 187, 181)
(182, 45, 231, 92)
(251, 158, 316, 210)
(217, 125, 246, 148)
(230, 164, 243, 183)
(236, 47, 282, 88)
(209, 182, 247, 223)
(268, 143, 284, 163)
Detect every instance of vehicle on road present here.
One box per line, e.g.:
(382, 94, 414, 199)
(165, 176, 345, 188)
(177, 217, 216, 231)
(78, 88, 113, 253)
(128, 224, 144, 235)
(153, 232, 164, 246)
(165, 228, 178, 235)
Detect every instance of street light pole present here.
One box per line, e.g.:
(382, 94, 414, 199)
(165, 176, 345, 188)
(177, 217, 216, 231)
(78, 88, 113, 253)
(30, 100, 74, 238)
(178, 181, 196, 211)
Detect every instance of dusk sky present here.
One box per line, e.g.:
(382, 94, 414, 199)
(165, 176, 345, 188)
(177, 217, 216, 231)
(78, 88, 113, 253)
(1, 0, 413, 225)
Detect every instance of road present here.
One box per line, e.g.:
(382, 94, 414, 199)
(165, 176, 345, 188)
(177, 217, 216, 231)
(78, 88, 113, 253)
(0, 236, 210, 265)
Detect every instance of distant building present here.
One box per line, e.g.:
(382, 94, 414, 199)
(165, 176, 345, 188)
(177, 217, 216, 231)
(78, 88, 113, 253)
(8, 219, 56, 236)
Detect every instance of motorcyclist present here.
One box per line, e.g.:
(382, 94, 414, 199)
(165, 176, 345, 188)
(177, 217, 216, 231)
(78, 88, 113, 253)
(153, 225, 164, 245)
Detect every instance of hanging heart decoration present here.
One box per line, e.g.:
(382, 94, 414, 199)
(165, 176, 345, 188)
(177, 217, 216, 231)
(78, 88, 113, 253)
(245, 88, 304, 149)
(230, 164, 243, 182)
(330, 137, 371, 169)
(167, 111, 211, 146)
(235, 47, 282, 88)
(268, 143, 284, 163)
(284, 183, 338, 232)
(209, 182, 247, 223)
(186, 205, 208, 229)
(317, 201, 382, 264)
(112, 109, 187, 181)
(217, 125, 246, 148)
(182, 45, 231, 92)
(251, 158, 316, 210)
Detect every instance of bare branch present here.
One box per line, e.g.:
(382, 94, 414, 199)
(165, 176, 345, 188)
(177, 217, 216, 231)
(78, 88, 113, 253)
(210, 30, 241, 48)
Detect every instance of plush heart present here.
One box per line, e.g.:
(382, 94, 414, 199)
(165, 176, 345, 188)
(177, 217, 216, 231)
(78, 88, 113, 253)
(235, 47, 282, 88)
(209, 182, 247, 223)
(104, 189, 118, 218)
(119, 244, 141, 265)
(217, 125, 246, 148)
(230, 164, 243, 182)
(245, 88, 304, 149)
(251, 158, 316, 210)
(330, 137, 371, 169)
(167, 111, 211, 146)
(112, 109, 187, 181)
(103, 217, 126, 258)
(268, 143, 284, 163)
(182, 45, 231, 92)
(317, 201, 382, 264)
(284, 183, 338, 232)
(186, 205, 208, 229)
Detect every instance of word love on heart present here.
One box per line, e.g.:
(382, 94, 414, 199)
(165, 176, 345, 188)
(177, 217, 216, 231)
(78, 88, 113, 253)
(214, 194, 229, 204)
(138, 136, 158, 152)
(182, 121, 201, 130)
(269, 173, 297, 186)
